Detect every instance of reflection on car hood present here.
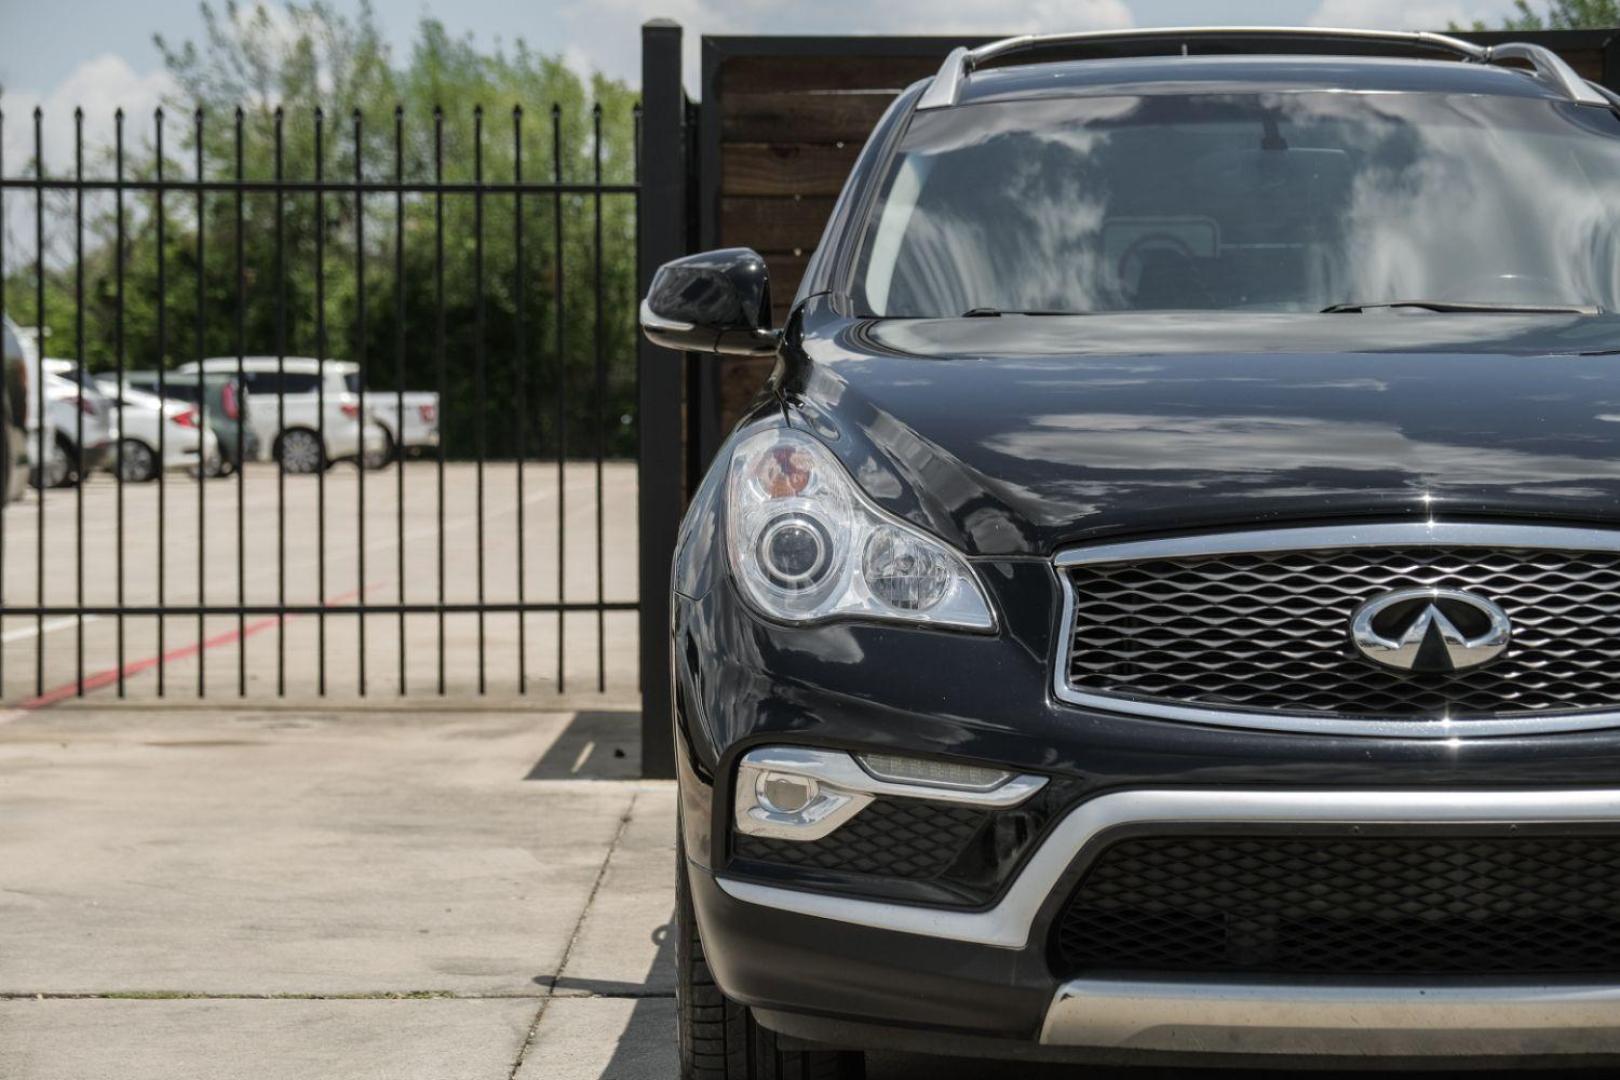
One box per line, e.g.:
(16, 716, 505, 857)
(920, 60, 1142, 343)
(789, 313, 1620, 557)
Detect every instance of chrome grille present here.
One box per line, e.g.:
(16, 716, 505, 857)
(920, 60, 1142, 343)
(1060, 531, 1620, 725)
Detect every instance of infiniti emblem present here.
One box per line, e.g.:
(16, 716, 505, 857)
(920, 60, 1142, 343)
(1350, 587, 1512, 673)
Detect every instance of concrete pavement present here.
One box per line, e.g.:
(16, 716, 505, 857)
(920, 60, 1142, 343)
(0, 704, 1605, 1080)
(0, 703, 670, 1079)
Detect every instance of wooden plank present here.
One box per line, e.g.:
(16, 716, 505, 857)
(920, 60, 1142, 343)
(1484, 47, 1603, 82)
(1562, 48, 1603, 82)
(762, 251, 812, 302)
(762, 251, 814, 326)
(720, 195, 839, 252)
(721, 92, 898, 144)
(718, 54, 945, 94)
(722, 143, 862, 197)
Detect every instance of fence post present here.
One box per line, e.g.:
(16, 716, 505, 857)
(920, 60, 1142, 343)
(638, 18, 687, 779)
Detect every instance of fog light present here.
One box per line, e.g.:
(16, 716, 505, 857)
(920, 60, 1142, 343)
(734, 752, 873, 841)
(758, 771, 819, 815)
(858, 753, 1012, 792)
(732, 748, 1046, 845)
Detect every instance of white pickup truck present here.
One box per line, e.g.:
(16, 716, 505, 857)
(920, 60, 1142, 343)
(343, 377, 439, 462)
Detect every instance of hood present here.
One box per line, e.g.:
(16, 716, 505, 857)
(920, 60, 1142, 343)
(787, 310, 1620, 557)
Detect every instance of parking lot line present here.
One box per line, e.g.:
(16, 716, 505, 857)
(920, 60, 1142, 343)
(18, 582, 383, 710)
(1, 615, 99, 644)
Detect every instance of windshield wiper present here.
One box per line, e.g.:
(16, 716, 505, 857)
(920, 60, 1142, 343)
(1322, 300, 1601, 315)
(960, 307, 1082, 317)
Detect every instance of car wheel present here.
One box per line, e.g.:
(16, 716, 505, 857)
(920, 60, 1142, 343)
(277, 429, 324, 474)
(362, 429, 394, 471)
(118, 439, 158, 483)
(677, 835, 864, 1080)
(32, 438, 75, 489)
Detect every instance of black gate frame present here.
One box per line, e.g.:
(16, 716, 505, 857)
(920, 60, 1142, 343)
(1, 97, 639, 711)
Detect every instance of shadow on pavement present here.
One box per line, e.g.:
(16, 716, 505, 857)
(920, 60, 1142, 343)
(524, 710, 642, 780)
(583, 916, 672, 1078)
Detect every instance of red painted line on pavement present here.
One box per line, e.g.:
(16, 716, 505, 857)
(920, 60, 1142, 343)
(19, 583, 382, 709)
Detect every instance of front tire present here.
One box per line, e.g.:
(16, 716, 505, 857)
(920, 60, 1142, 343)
(118, 439, 158, 483)
(276, 429, 324, 474)
(677, 838, 864, 1080)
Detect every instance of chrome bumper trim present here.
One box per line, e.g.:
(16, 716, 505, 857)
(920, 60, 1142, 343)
(716, 787, 1620, 949)
(733, 746, 1046, 841)
(1041, 976, 1620, 1055)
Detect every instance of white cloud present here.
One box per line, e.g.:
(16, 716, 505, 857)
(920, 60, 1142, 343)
(2, 53, 175, 175)
(1, 53, 177, 279)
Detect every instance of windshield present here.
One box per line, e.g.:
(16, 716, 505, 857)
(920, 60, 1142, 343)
(853, 92, 1620, 317)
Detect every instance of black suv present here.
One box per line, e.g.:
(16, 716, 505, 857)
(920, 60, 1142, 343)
(642, 28, 1620, 1076)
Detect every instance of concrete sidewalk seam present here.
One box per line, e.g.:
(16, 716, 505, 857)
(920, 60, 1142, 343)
(507, 788, 641, 1080)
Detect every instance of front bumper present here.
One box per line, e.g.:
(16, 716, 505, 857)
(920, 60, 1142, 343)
(673, 506, 1620, 1063)
(692, 785, 1620, 1064)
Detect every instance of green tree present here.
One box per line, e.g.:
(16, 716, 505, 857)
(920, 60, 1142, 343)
(7, 1, 640, 460)
(1459, 0, 1620, 29)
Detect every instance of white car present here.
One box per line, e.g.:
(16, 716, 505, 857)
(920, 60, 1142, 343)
(178, 357, 387, 473)
(28, 363, 114, 489)
(95, 377, 220, 482)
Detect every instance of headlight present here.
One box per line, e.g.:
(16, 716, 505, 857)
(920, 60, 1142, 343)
(725, 427, 995, 630)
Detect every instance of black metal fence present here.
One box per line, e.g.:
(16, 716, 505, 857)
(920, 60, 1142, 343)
(0, 98, 642, 705)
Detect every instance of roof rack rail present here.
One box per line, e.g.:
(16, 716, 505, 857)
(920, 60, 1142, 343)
(915, 26, 1611, 110)
(1487, 41, 1610, 106)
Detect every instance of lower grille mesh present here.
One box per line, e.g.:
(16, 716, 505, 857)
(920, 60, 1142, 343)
(732, 798, 986, 880)
(1053, 833, 1620, 975)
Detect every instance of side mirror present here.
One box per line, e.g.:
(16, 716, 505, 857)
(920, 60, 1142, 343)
(640, 248, 779, 356)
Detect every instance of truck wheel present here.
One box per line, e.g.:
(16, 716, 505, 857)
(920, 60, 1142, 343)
(362, 428, 394, 470)
(677, 836, 864, 1080)
(276, 429, 324, 474)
